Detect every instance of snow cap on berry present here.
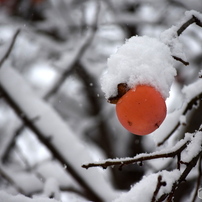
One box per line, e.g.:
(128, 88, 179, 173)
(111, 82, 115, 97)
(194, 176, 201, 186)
(101, 36, 176, 99)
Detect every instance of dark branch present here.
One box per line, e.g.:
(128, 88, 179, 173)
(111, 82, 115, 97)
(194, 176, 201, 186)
(172, 56, 189, 66)
(171, 15, 202, 66)
(1, 124, 25, 163)
(177, 15, 202, 36)
(82, 140, 188, 169)
(151, 175, 166, 202)
(0, 29, 21, 68)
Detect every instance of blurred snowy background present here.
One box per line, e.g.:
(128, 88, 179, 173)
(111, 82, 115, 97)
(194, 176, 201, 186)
(0, 0, 202, 201)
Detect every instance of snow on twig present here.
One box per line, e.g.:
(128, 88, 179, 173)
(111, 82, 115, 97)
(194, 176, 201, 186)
(111, 130, 202, 202)
(161, 10, 202, 66)
(82, 131, 195, 169)
(113, 170, 181, 202)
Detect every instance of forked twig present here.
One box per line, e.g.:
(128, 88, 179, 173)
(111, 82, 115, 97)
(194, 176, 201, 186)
(151, 175, 166, 202)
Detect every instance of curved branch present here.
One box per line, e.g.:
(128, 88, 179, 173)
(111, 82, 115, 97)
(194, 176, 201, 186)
(177, 15, 202, 36)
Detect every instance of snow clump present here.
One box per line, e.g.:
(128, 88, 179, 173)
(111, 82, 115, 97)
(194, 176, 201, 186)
(101, 36, 176, 99)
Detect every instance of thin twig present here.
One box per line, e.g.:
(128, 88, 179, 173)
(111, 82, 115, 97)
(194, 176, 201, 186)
(0, 29, 21, 68)
(1, 124, 25, 163)
(82, 140, 188, 169)
(171, 14, 202, 66)
(172, 56, 189, 66)
(151, 175, 166, 202)
(177, 15, 202, 36)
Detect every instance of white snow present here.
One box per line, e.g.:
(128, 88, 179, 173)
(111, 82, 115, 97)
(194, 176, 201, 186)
(43, 178, 60, 200)
(36, 161, 81, 190)
(181, 130, 202, 162)
(0, 163, 43, 195)
(160, 10, 202, 63)
(87, 133, 190, 166)
(151, 108, 184, 145)
(184, 10, 202, 23)
(179, 115, 187, 125)
(152, 78, 202, 145)
(101, 35, 176, 99)
(182, 78, 202, 101)
(0, 190, 59, 202)
(160, 26, 187, 62)
(0, 65, 119, 202)
(11, 172, 44, 194)
(113, 169, 181, 202)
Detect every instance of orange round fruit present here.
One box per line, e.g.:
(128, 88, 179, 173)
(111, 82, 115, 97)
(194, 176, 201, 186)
(116, 85, 166, 135)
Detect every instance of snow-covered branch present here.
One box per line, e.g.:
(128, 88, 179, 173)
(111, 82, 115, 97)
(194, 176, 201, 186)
(82, 127, 202, 170)
(0, 66, 118, 202)
(161, 10, 202, 66)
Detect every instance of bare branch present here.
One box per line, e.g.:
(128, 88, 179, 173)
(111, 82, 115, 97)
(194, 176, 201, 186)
(172, 56, 189, 66)
(0, 29, 20, 68)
